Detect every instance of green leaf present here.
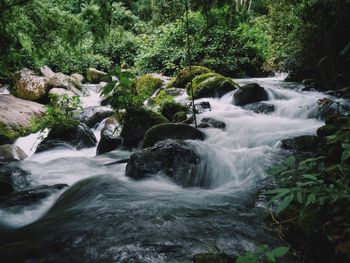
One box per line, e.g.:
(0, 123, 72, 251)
(265, 252, 276, 262)
(341, 151, 350, 164)
(296, 192, 303, 204)
(342, 143, 350, 150)
(263, 188, 291, 195)
(284, 156, 296, 168)
(113, 65, 122, 75)
(271, 246, 289, 257)
(277, 194, 294, 214)
(303, 174, 318, 181)
(306, 193, 316, 206)
(257, 244, 269, 253)
(236, 252, 258, 263)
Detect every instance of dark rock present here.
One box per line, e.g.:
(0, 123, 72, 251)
(76, 106, 114, 128)
(36, 123, 97, 153)
(120, 107, 168, 148)
(0, 174, 13, 197)
(100, 96, 112, 106)
(173, 111, 187, 123)
(0, 184, 68, 208)
(302, 79, 318, 91)
(143, 123, 205, 148)
(197, 123, 211, 129)
(126, 140, 200, 187)
(158, 101, 187, 122)
(281, 135, 322, 152)
(233, 83, 268, 106)
(0, 166, 30, 191)
(0, 135, 13, 146)
(97, 118, 122, 155)
(193, 253, 236, 263)
(316, 125, 339, 137)
(199, 117, 226, 129)
(242, 102, 275, 114)
(325, 114, 349, 125)
(196, 101, 211, 113)
(0, 145, 27, 164)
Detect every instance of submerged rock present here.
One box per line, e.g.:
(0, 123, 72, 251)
(242, 102, 275, 114)
(120, 107, 168, 148)
(0, 184, 68, 208)
(97, 117, 122, 155)
(190, 73, 238, 99)
(142, 123, 205, 148)
(198, 117, 226, 130)
(173, 66, 212, 89)
(36, 123, 97, 152)
(0, 95, 45, 139)
(233, 83, 268, 106)
(126, 140, 199, 187)
(76, 106, 114, 128)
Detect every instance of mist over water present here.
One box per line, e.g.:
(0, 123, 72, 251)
(0, 76, 335, 262)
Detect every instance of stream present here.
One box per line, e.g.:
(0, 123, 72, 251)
(0, 75, 335, 262)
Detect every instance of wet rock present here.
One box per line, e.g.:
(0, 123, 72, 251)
(0, 145, 27, 164)
(317, 125, 339, 137)
(0, 174, 13, 197)
(0, 166, 30, 197)
(126, 140, 199, 187)
(190, 73, 238, 99)
(143, 123, 205, 148)
(0, 95, 45, 139)
(0, 184, 68, 208)
(87, 68, 107, 84)
(281, 135, 321, 152)
(76, 106, 114, 128)
(199, 117, 226, 129)
(233, 83, 268, 106)
(242, 102, 275, 114)
(302, 79, 318, 91)
(195, 101, 211, 114)
(193, 253, 236, 263)
(97, 117, 122, 155)
(158, 101, 187, 122)
(120, 107, 168, 148)
(173, 66, 212, 89)
(13, 69, 51, 101)
(36, 123, 97, 153)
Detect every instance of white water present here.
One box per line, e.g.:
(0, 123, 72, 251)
(0, 75, 343, 262)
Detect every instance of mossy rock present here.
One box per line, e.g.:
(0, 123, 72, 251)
(317, 125, 339, 137)
(158, 101, 187, 121)
(173, 111, 187, 123)
(120, 107, 168, 148)
(136, 74, 162, 98)
(234, 83, 268, 106)
(143, 123, 205, 148)
(173, 66, 212, 89)
(189, 73, 238, 99)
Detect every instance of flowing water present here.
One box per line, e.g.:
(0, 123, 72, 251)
(0, 75, 337, 262)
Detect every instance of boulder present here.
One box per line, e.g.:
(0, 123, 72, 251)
(242, 102, 275, 114)
(190, 73, 238, 99)
(0, 145, 27, 164)
(302, 79, 319, 91)
(0, 166, 30, 191)
(194, 101, 211, 114)
(36, 123, 97, 153)
(233, 83, 268, 106)
(317, 125, 339, 137)
(136, 74, 162, 98)
(87, 68, 107, 84)
(12, 69, 51, 101)
(0, 95, 45, 139)
(40, 66, 56, 78)
(97, 117, 122, 155)
(76, 106, 114, 128)
(198, 117, 226, 129)
(120, 107, 168, 148)
(193, 253, 235, 263)
(48, 72, 84, 96)
(173, 111, 187, 123)
(71, 73, 85, 84)
(143, 123, 205, 148)
(126, 140, 199, 187)
(48, 88, 76, 105)
(0, 135, 13, 146)
(158, 101, 187, 122)
(281, 135, 322, 152)
(173, 66, 212, 89)
(0, 184, 68, 208)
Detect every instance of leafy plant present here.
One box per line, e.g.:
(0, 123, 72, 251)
(236, 244, 289, 263)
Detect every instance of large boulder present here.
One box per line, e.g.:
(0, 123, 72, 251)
(87, 68, 107, 84)
(76, 106, 114, 128)
(120, 107, 168, 148)
(36, 123, 97, 153)
(143, 123, 205, 148)
(126, 140, 200, 187)
(173, 66, 212, 89)
(97, 117, 122, 155)
(12, 69, 51, 101)
(190, 73, 238, 99)
(48, 88, 76, 105)
(70, 73, 85, 84)
(233, 83, 268, 106)
(158, 101, 187, 122)
(0, 145, 27, 164)
(136, 74, 162, 98)
(242, 102, 275, 114)
(0, 95, 45, 139)
(0, 184, 68, 208)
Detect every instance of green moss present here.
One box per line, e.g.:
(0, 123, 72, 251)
(173, 111, 187, 123)
(158, 101, 187, 122)
(189, 73, 238, 99)
(0, 123, 32, 139)
(136, 74, 162, 98)
(173, 66, 212, 89)
(165, 78, 176, 89)
(152, 89, 176, 108)
(143, 123, 205, 148)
